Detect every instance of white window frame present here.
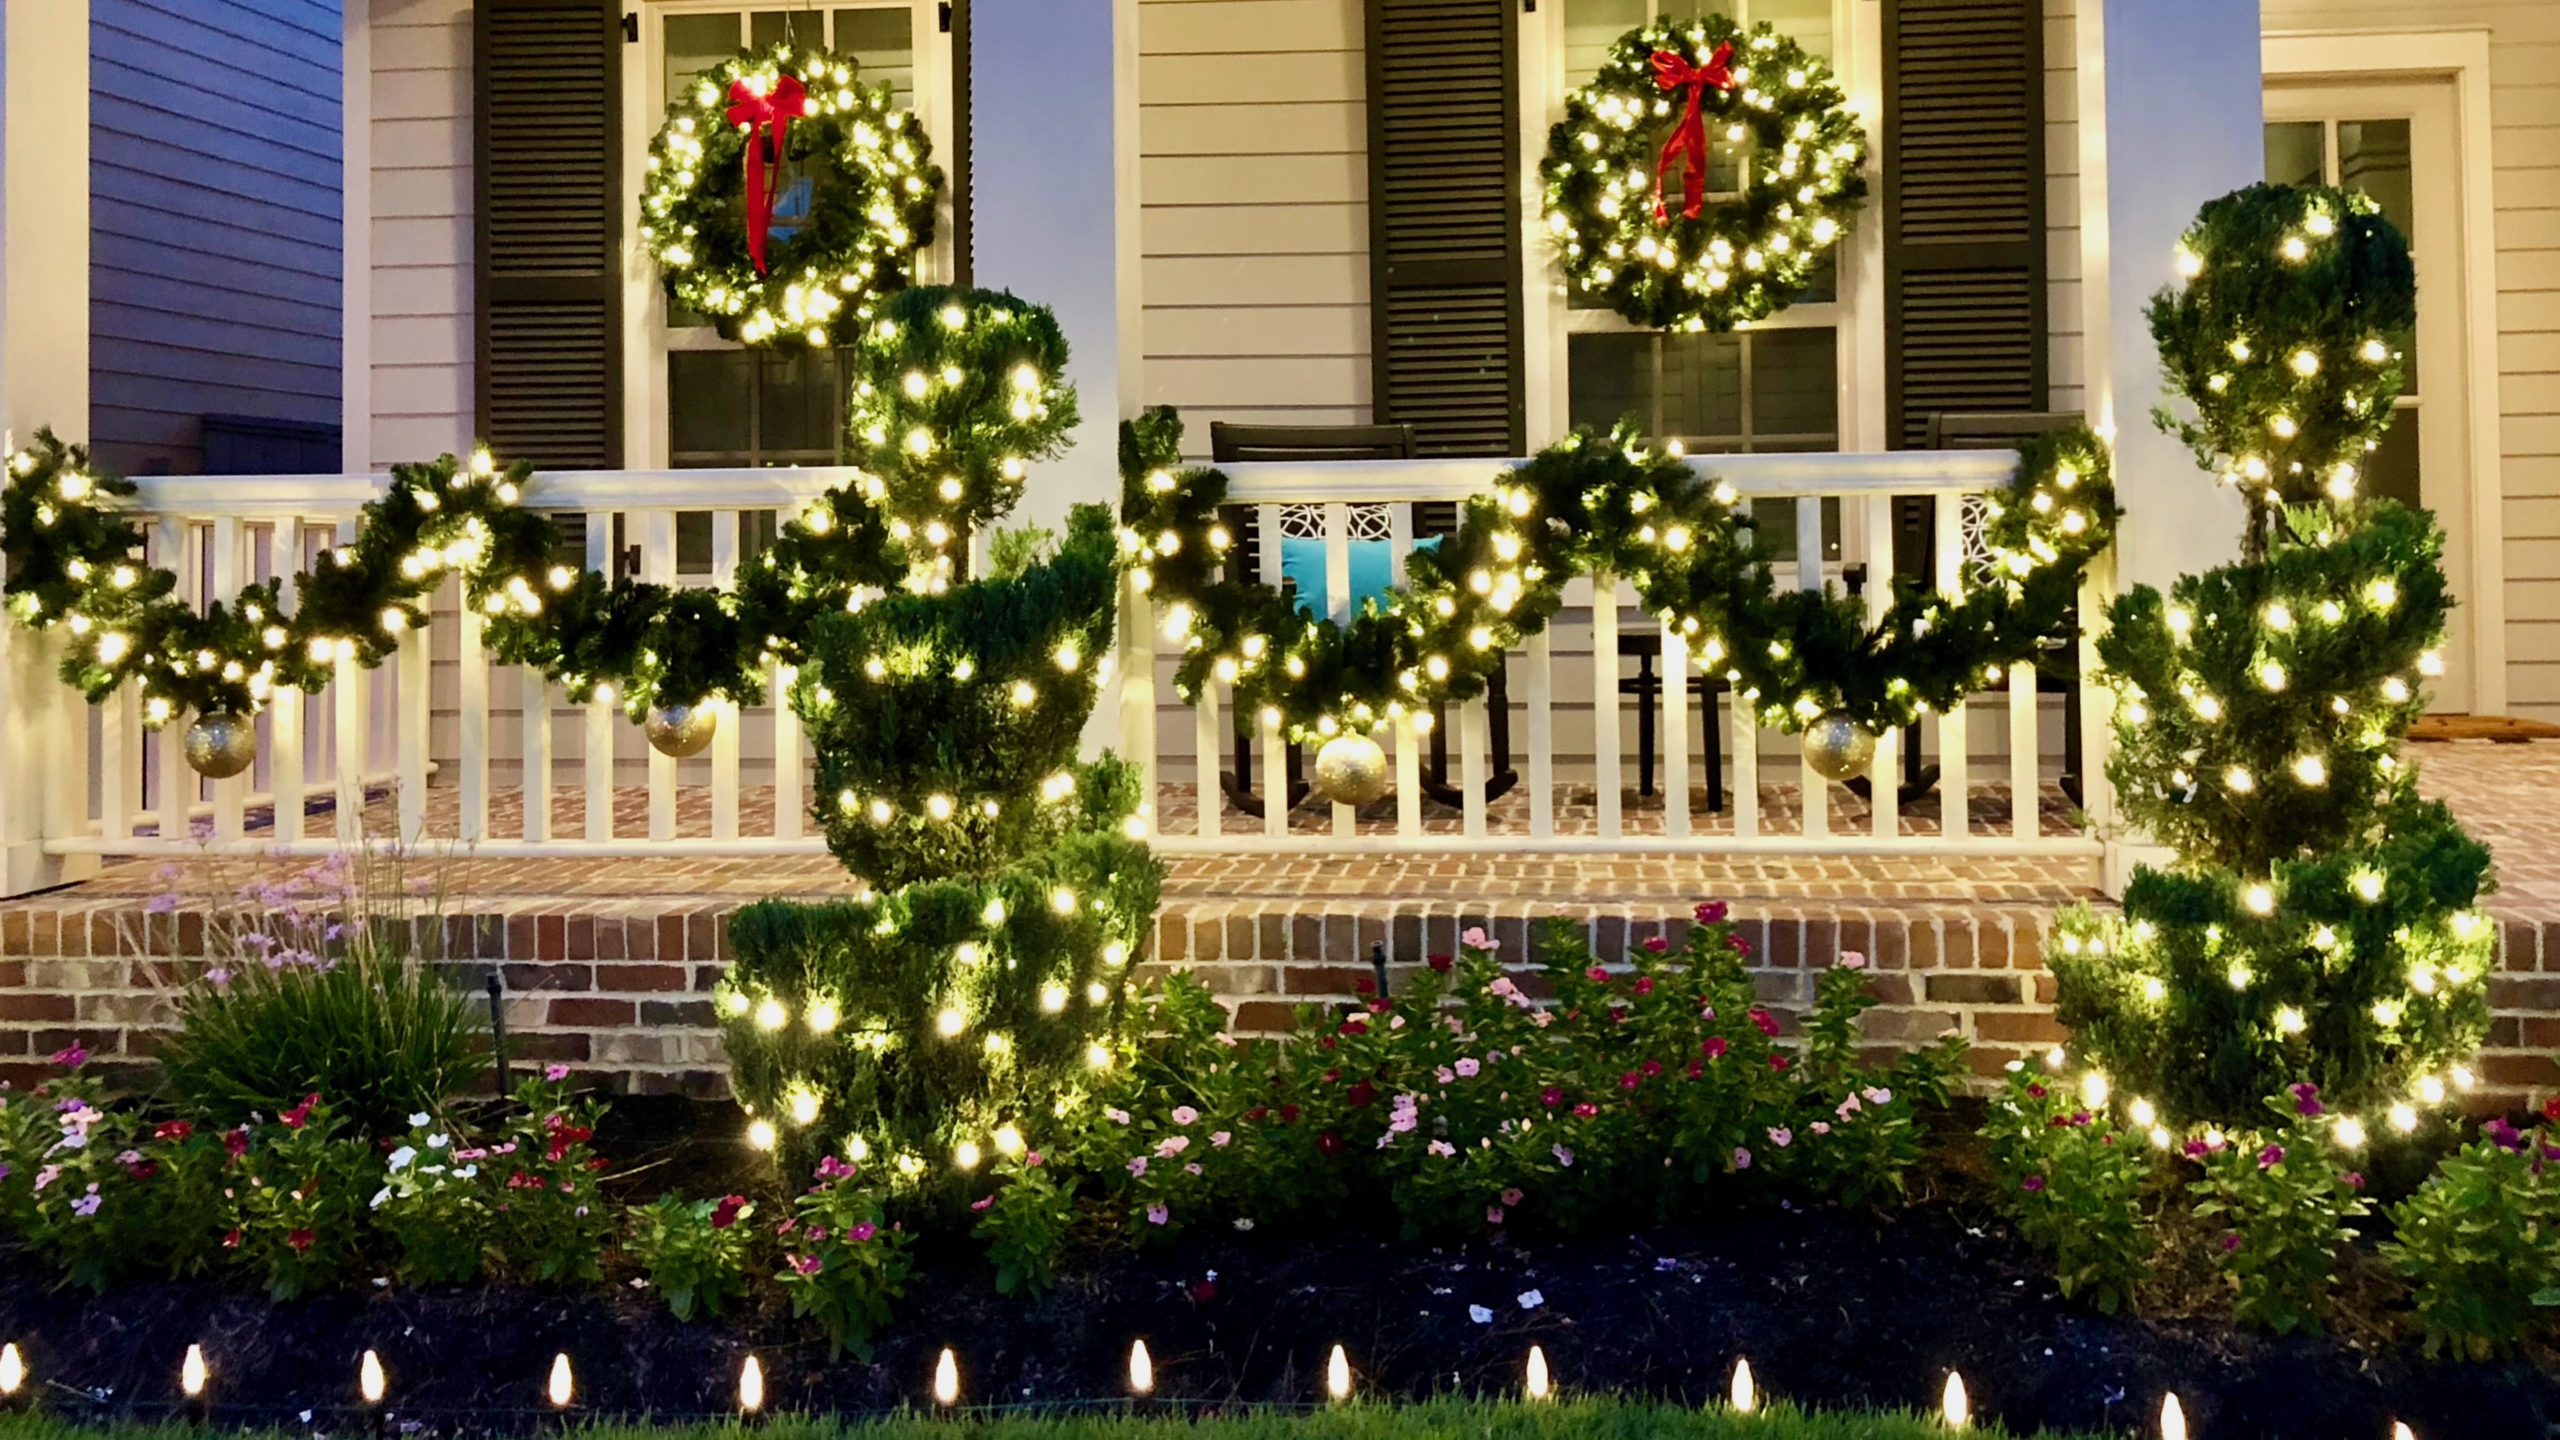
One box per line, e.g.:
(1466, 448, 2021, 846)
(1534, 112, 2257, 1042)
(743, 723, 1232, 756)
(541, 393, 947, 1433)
(1516, 0, 1884, 458)
(619, 0, 958, 470)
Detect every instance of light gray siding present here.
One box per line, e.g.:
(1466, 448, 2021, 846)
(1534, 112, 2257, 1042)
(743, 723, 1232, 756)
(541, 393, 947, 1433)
(89, 0, 342, 475)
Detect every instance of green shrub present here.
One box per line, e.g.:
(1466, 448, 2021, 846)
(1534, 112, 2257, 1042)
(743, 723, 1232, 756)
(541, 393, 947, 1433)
(972, 1151, 1075, 1295)
(483, 1069, 617, 1284)
(369, 1112, 496, 1285)
(224, 1093, 374, 1301)
(2382, 1115, 2560, 1357)
(0, 1046, 230, 1291)
(2187, 1084, 2369, 1334)
(151, 851, 487, 1138)
(1980, 1059, 2157, 1314)
(629, 1193, 758, 1321)
(777, 1155, 914, 1358)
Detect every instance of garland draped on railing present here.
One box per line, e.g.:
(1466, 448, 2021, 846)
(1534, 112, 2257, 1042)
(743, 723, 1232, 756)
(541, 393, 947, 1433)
(0, 429, 903, 729)
(1116, 408, 2120, 743)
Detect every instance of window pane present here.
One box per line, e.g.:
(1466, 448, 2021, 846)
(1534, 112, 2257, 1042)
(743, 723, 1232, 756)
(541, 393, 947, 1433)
(1748, 0, 1833, 62)
(670, 351, 755, 460)
(665, 13, 742, 101)
(749, 9, 826, 50)
(1568, 331, 1654, 435)
(2365, 408, 2421, 512)
(2339, 119, 2414, 244)
(836, 7, 918, 106)
(1749, 327, 1837, 442)
(1659, 331, 1744, 443)
(2263, 121, 2324, 190)
(759, 351, 843, 458)
(1562, 0, 1645, 89)
(677, 512, 715, 575)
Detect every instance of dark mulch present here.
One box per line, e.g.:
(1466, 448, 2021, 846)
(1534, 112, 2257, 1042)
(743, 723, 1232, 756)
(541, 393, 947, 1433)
(2, 1103, 2553, 1438)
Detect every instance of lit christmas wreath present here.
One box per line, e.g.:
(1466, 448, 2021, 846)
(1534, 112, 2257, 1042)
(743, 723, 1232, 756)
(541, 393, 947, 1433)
(1542, 17, 1868, 331)
(641, 42, 942, 349)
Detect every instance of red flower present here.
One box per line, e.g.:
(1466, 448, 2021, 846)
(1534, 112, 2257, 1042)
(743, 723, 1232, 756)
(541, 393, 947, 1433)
(1585, 966, 1611, 984)
(1633, 977, 1656, 997)
(1321, 1068, 1342, 1084)
(1317, 1131, 1345, 1156)
(222, 1229, 243, 1249)
(1318, 1036, 1338, 1052)
(2026, 1083, 2048, 1100)
(126, 1160, 160, 1180)
(1728, 934, 1753, 957)
(1619, 1071, 1643, 1091)
(1278, 1104, 1301, 1124)
(2544, 1095, 2560, 1124)
(1190, 1278, 1219, 1303)
(1339, 1018, 1369, 1037)
(1767, 1054, 1790, 1073)
(1695, 901, 1729, 925)
(1427, 954, 1454, 973)
(711, 1195, 747, 1230)
(1641, 1059, 1663, 1077)
(1367, 998, 1391, 1015)
(1355, 977, 1376, 996)
(287, 1229, 314, 1252)
(153, 1119, 194, 1141)
(1747, 1008, 1780, 1038)
(1685, 1060, 1704, 1080)
(223, 1127, 250, 1157)
(1702, 1036, 1728, 1060)
(1244, 1106, 1270, 1123)
(1540, 1087, 1564, 1107)
(1345, 1080, 1377, 1108)
(280, 1093, 321, 1129)
(1572, 1103, 1599, 1119)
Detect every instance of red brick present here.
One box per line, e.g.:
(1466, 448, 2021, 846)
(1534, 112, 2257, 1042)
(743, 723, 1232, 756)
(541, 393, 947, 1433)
(1230, 1000, 1294, 1033)
(565, 917, 597, 962)
(506, 914, 537, 960)
(1283, 964, 1369, 997)
(597, 963, 688, 992)
(546, 997, 635, 1028)
(1973, 1010, 2068, 1044)
(537, 915, 566, 961)
(0, 993, 77, 1023)
(1976, 919, 2011, 970)
(657, 915, 686, 962)
(504, 963, 592, 993)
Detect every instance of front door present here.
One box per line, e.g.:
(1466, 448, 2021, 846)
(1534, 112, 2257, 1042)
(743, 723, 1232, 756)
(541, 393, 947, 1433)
(2262, 79, 2476, 714)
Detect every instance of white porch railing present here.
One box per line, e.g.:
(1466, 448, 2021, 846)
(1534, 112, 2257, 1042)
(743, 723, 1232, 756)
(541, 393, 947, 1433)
(1116, 450, 2114, 857)
(4, 451, 2113, 882)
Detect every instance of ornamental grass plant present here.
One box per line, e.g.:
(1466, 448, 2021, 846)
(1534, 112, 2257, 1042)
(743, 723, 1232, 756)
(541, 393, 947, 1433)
(145, 848, 487, 1139)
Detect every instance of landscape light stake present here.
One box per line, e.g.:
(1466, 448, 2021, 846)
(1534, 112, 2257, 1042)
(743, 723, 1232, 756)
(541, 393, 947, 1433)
(486, 975, 510, 1092)
(1941, 1372, 1968, 1430)
(359, 1350, 387, 1440)
(1369, 942, 1390, 999)
(179, 1345, 208, 1428)
(0, 1342, 25, 1411)
(546, 1353, 575, 1433)
(1126, 1339, 1153, 1414)
(2160, 1392, 2185, 1440)
(737, 1355, 766, 1426)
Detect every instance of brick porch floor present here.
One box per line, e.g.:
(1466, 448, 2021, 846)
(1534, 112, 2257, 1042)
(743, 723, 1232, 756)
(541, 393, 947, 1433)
(4, 741, 2555, 1106)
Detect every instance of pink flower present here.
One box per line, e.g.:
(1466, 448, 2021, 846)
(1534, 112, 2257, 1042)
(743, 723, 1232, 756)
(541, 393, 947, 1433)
(1809, 1121, 1831, 1136)
(1732, 1147, 1752, 1170)
(1486, 1206, 1506, 1225)
(815, 1155, 856, 1181)
(792, 1253, 824, 1276)
(1026, 1151, 1045, 1167)
(1552, 1143, 1575, 1168)
(1573, 1102, 1599, 1118)
(2258, 1143, 2285, 1170)
(1454, 1057, 1481, 1079)
(848, 1221, 877, 1242)
(544, 1063, 571, 1082)
(1837, 1094, 1863, 1120)
(1104, 1107, 1131, 1125)
(1209, 1130, 1231, 1148)
(1427, 1140, 1456, 1157)
(1767, 1126, 1793, 1148)
(1156, 1135, 1191, 1159)
(1500, 1187, 1523, 1207)
(1540, 1087, 1564, 1107)
(1619, 1071, 1642, 1091)
(2021, 1175, 2046, 1192)
(1642, 935, 1671, 953)
(1170, 1105, 1200, 1126)
(1838, 950, 1866, 970)
(71, 1185, 103, 1217)
(1861, 1086, 1893, 1105)
(1127, 1156, 1149, 1176)
(1748, 1008, 1780, 1038)
(1585, 966, 1611, 984)
(971, 1194, 995, 1212)
(1184, 1163, 1202, 1175)
(1768, 1054, 1790, 1073)
(2290, 1081, 2324, 1118)
(1696, 901, 1729, 924)
(1147, 1204, 1170, 1225)
(48, 1044, 88, 1070)
(1702, 1036, 1728, 1060)
(1633, 976, 1656, 996)
(1461, 926, 1498, 951)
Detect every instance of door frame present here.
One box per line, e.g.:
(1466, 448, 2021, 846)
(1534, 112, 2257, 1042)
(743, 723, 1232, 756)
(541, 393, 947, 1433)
(2263, 28, 2507, 715)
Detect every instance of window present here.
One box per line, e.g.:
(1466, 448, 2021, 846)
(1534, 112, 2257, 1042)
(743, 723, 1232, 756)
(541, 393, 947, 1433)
(1550, 0, 1847, 561)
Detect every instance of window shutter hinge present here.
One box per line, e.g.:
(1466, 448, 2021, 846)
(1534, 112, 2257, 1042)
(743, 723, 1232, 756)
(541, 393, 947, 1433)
(939, 3, 954, 34)
(620, 13, 638, 43)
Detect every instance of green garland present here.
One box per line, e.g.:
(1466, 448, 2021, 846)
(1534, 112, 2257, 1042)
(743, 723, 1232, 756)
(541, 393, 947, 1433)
(1542, 16, 1867, 331)
(641, 42, 941, 349)
(1117, 408, 2117, 742)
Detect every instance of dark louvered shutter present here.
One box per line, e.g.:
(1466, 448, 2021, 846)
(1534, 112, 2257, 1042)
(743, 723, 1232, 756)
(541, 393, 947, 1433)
(475, 0, 622, 468)
(1366, 0, 1523, 457)
(1882, 0, 2045, 449)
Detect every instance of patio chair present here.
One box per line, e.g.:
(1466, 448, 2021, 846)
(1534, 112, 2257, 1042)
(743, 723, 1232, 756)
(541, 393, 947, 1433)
(1846, 412, 2088, 817)
(1205, 422, 1517, 817)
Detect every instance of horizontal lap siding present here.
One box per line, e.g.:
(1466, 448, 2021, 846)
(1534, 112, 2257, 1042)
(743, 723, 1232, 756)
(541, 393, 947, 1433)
(89, 0, 342, 475)
(373, 0, 476, 467)
(1138, 0, 1372, 443)
(2260, 0, 2560, 721)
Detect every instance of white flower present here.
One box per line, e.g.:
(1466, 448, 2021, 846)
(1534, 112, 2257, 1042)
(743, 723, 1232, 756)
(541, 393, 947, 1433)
(1232, 1218, 1255, 1232)
(370, 1186, 392, 1209)
(455, 1165, 478, 1180)
(407, 1112, 431, 1128)
(1468, 1305, 1495, 1324)
(387, 1145, 418, 1172)
(427, 1133, 450, 1149)
(1517, 1289, 1545, 1309)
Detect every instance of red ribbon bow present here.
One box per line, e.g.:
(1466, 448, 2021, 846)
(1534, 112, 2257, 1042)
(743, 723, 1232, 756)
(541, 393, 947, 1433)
(725, 72, 810, 274)
(1648, 42, 1736, 224)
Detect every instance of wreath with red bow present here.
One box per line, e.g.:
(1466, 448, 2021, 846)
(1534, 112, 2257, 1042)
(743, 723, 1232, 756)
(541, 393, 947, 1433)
(641, 43, 943, 349)
(1542, 18, 1867, 331)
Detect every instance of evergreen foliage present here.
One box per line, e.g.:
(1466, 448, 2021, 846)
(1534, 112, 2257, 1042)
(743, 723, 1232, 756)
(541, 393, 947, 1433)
(2051, 184, 2492, 1125)
(718, 289, 1162, 1198)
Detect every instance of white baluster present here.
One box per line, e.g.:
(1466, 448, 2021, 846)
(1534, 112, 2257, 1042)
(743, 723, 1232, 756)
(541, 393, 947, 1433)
(334, 649, 365, 842)
(1796, 499, 1827, 840)
(267, 520, 304, 844)
(772, 663, 802, 840)
(209, 518, 246, 840)
(99, 681, 133, 844)
(641, 511, 676, 842)
(1323, 503, 1355, 839)
(1934, 493, 1970, 842)
(2009, 661, 2038, 840)
(154, 517, 190, 844)
(1195, 676, 1223, 838)
(1731, 688, 1759, 839)
(1395, 709, 1422, 840)
(1260, 706, 1286, 840)
(522, 668, 552, 843)
(710, 511, 741, 842)
(397, 627, 427, 842)
(1864, 494, 1897, 841)
(459, 608, 488, 841)
(1662, 628, 1690, 838)
(1525, 626, 1554, 840)
(1460, 696, 1488, 840)
(1590, 571, 1622, 840)
(1117, 567, 1157, 840)
(584, 511, 615, 842)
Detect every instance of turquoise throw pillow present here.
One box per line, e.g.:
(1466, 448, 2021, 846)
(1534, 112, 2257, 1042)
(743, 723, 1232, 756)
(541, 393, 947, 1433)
(1278, 534, 1441, 614)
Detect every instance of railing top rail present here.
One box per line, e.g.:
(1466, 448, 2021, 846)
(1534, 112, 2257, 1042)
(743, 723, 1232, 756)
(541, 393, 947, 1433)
(119, 467, 862, 520)
(1214, 448, 2024, 504)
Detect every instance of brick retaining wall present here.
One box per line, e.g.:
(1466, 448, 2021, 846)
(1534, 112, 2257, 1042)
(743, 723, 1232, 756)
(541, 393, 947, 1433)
(6, 895, 2556, 1114)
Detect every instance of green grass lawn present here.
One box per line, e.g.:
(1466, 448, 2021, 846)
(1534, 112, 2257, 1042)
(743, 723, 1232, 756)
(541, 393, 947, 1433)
(0, 1398, 2020, 1440)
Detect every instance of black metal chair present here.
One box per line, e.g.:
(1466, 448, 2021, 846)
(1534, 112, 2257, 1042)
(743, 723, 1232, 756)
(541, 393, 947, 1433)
(1205, 422, 1517, 816)
(1845, 412, 2087, 814)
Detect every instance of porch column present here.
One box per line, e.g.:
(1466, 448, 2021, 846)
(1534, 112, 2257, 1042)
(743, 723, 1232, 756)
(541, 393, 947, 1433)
(0, 0, 95, 894)
(971, 0, 1140, 753)
(2078, 0, 2264, 589)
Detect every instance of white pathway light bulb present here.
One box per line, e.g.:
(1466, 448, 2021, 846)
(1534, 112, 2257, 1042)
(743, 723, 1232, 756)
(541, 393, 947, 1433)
(933, 1347, 960, 1407)
(739, 1355, 765, 1414)
(1326, 1344, 1352, 1401)
(1731, 1358, 1757, 1414)
(1128, 1339, 1153, 1396)
(360, 1350, 386, 1406)
(1, 1343, 23, 1397)
(547, 1353, 574, 1409)
(2161, 1392, 2186, 1440)
(1525, 1345, 1551, 1401)
(1943, 1371, 1970, 1429)
(182, 1345, 209, 1399)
